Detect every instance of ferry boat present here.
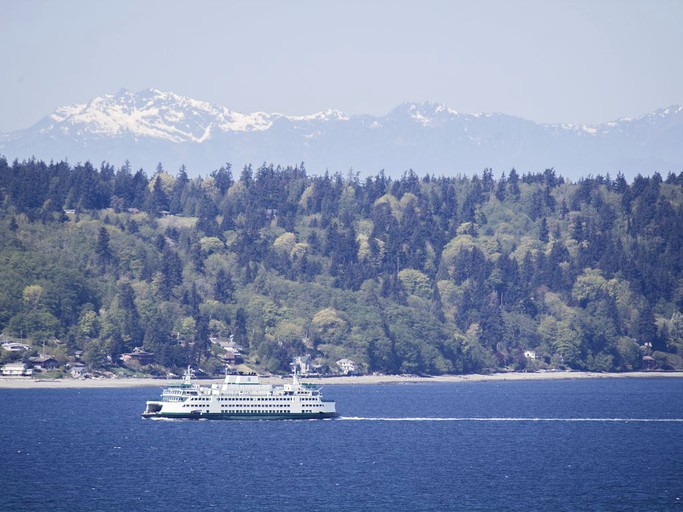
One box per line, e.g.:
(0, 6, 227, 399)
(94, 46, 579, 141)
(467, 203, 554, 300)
(142, 368, 338, 420)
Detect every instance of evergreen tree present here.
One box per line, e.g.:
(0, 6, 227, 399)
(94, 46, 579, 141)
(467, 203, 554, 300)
(214, 268, 234, 303)
(508, 168, 520, 198)
(234, 308, 249, 348)
(539, 217, 549, 243)
(211, 164, 233, 195)
(95, 226, 113, 266)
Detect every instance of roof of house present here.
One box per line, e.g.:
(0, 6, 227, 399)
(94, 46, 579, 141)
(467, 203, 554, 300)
(123, 350, 154, 357)
(29, 356, 57, 363)
(2, 362, 28, 369)
(2, 342, 30, 351)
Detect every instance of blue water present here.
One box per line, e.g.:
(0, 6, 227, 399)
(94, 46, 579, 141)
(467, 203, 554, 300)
(1, 378, 682, 511)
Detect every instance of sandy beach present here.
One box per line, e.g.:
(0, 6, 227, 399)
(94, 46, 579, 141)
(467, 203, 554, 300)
(1, 370, 681, 389)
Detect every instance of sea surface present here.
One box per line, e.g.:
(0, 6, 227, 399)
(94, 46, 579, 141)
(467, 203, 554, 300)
(1, 378, 682, 511)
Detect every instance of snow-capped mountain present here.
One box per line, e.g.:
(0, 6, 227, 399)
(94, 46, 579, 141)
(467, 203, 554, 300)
(44, 89, 276, 141)
(2, 89, 682, 179)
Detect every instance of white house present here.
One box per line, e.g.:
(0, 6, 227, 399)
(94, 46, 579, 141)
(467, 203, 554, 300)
(2, 342, 30, 353)
(336, 358, 357, 375)
(524, 350, 538, 360)
(1, 362, 33, 376)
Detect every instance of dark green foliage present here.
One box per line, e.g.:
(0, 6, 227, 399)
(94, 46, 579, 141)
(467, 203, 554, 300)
(0, 157, 681, 374)
(146, 175, 170, 215)
(95, 226, 113, 266)
(214, 268, 234, 303)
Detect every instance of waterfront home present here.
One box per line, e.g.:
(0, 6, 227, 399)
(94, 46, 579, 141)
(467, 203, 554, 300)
(29, 356, 60, 371)
(121, 348, 155, 366)
(336, 358, 357, 375)
(220, 348, 243, 366)
(642, 355, 656, 370)
(1, 362, 33, 376)
(69, 363, 88, 378)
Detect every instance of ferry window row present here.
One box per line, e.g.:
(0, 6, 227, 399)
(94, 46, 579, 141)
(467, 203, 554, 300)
(221, 406, 289, 409)
(220, 404, 290, 408)
(216, 397, 295, 402)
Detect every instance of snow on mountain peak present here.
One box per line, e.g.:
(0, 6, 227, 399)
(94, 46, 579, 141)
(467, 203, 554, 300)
(649, 104, 683, 119)
(293, 109, 350, 122)
(399, 102, 459, 126)
(44, 89, 281, 142)
(41, 90, 358, 142)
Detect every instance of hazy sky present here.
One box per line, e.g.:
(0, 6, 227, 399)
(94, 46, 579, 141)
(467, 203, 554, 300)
(1, 0, 682, 133)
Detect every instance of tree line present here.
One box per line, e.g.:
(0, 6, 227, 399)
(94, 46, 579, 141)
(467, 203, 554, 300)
(1, 156, 682, 374)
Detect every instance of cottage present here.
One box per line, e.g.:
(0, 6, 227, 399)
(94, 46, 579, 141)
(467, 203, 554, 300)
(121, 348, 155, 366)
(642, 355, 656, 370)
(220, 348, 243, 366)
(1, 362, 33, 377)
(336, 358, 357, 375)
(29, 356, 60, 370)
(69, 363, 88, 378)
(524, 351, 538, 360)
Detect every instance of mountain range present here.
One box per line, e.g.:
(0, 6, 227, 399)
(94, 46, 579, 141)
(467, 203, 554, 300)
(1, 88, 682, 179)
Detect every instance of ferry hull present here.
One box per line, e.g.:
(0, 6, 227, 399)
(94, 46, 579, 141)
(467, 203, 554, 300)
(142, 411, 339, 420)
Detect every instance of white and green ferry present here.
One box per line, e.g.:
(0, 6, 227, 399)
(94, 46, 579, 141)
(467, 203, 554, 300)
(142, 368, 338, 420)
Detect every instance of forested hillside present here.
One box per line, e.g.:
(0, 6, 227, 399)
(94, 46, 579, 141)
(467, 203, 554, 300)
(1, 156, 682, 375)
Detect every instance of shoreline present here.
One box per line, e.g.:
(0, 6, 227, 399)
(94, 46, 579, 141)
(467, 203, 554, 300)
(1, 370, 681, 389)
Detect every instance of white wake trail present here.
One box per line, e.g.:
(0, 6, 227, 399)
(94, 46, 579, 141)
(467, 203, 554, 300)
(339, 417, 683, 422)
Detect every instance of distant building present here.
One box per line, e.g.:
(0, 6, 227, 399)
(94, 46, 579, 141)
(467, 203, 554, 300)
(69, 363, 88, 378)
(642, 355, 656, 370)
(1, 362, 33, 377)
(121, 348, 155, 366)
(292, 355, 312, 375)
(2, 342, 30, 353)
(29, 356, 60, 371)
(336, 358, 357, 375)
(524, 351, 538, 360)
(220, 348, 243, 366)
(217, 339, 244, 352)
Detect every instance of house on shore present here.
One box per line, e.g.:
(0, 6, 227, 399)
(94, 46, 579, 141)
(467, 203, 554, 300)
(29, 356, 60, 371)
(220, 349, 243, 366)
(69, 363, 88, 378)
(642, 355, 656, 370)
(121, 348, 155, 366)
(336, 358, 358, 375)
(1, 362, 33, 377)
